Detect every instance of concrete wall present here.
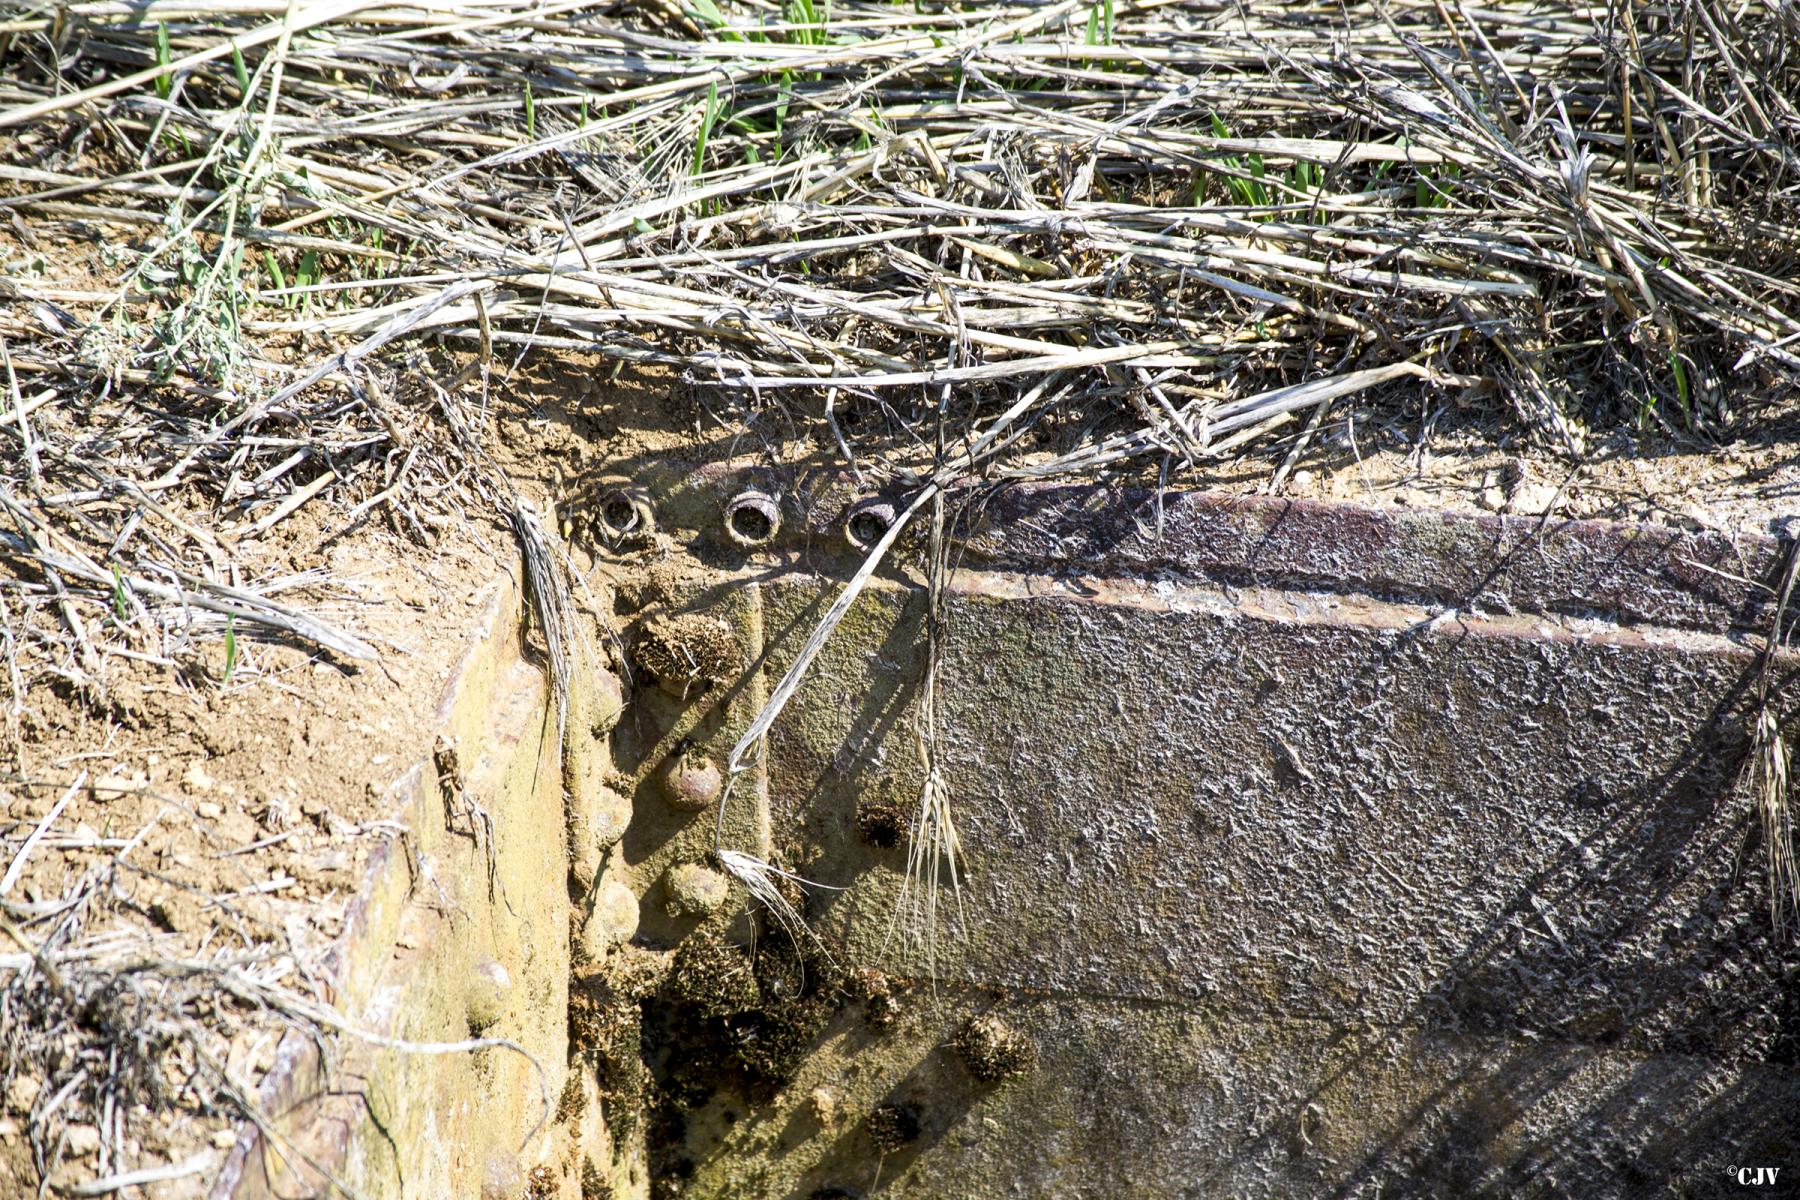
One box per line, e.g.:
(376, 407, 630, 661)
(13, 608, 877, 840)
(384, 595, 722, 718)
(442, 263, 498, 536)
(631, 472, 1799, 1199)
(215, 576, 622, 1200)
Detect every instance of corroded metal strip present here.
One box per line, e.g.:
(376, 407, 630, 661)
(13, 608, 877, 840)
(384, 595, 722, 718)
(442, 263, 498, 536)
(644, 463, 1790, 636)
(954, 486, 1788, 635)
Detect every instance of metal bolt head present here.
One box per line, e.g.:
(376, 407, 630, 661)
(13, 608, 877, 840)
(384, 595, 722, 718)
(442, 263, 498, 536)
(578, 879, 640, 960)
(663, 862, 730, 916)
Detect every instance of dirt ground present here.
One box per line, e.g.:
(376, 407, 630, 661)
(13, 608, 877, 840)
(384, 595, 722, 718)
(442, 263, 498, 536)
(0, 495, 512, 1192)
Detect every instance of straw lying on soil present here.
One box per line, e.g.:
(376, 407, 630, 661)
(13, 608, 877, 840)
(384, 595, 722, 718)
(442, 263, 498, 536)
(1, 0, 1795, 699)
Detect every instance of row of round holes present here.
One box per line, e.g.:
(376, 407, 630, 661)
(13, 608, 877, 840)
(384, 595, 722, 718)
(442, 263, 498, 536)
(593, 488, 897, 550)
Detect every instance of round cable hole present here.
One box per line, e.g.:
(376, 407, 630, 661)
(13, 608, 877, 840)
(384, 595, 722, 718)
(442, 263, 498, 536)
(596, 487, 652, 544)
(724, 491, 780, 547)
(845, 500, 897, 551)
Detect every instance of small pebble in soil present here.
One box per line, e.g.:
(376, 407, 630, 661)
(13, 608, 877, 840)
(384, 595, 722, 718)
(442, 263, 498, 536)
(807, 1084, 841, 1127)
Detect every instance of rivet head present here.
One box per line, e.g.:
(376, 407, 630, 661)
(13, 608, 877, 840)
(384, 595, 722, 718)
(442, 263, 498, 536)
(723, 490, 781, 547)
(845, 499, 897, 551)
(663, 862, 730, 916)
(465, 958, 512, 1032)
(578, 879, 640, 960)
(659, 749, 722, 812)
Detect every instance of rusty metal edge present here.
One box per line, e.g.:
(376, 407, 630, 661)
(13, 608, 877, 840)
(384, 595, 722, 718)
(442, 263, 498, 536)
(646, 465, 1791, 638)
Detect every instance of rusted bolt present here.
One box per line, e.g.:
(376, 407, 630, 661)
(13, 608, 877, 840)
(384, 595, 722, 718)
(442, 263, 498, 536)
(465, 958, 512, 1031)
(845, 498, 896, 551)
(663, 862, 729, 916)
(724, 490, 781, 547)
(659, 748, 722, 812)
(595, 486, 654, 545)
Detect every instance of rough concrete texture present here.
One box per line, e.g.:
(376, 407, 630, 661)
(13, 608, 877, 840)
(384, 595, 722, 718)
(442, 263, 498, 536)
(681, 987, 1800, 1198)
(215, 577, 620, 1200)
(771, 576, 1799, 1041)
(219, 472, 1798, 1199)
(634, 472, 1800, 1199)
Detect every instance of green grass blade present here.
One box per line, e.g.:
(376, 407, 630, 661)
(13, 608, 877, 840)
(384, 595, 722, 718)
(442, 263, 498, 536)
(692, 81, 720, 177)
(154, 23, 172, 100)
(687, 0, 745, 41)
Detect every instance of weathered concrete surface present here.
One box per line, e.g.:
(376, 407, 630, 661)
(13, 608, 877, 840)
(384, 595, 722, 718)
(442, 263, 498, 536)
(228, 471, 1798, 1199)
(729, 575, 1799, 1198)
(213, 575, 624, 1200)
(772, 575, 1798, 1047)
(635, 472, 1800, 1199)
(678, 989, 1800, 1199)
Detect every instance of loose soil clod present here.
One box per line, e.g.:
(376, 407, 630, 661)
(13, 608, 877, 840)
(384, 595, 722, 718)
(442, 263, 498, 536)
(952, 1014, 1038, 1084)
(633, 615, 742, 699)
(865, 1102, 922, 1154)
